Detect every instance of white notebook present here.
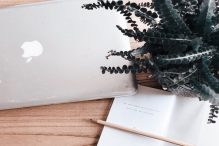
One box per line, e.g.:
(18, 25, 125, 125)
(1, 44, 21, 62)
(98, 85, 218, 146)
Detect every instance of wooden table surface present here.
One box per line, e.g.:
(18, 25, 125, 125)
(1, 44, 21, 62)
(0, 0, 159, 146)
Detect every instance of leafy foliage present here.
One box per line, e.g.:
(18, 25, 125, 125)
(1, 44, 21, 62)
(82, 0, 219, 105)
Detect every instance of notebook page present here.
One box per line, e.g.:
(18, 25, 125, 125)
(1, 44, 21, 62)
(163, 97, 210, 146)
(197, 104, 219, 146)
(97, 85, 176, 146)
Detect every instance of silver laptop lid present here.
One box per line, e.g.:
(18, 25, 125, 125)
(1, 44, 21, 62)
(0, 0, 136, 109)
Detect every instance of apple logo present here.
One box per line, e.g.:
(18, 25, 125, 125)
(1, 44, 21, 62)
(21, 40, 44, 63)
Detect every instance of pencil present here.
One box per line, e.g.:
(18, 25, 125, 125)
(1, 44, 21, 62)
(91, 119, 194, 146)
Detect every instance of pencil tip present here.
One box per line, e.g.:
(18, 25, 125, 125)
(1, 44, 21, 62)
(90, 119, 97, 123)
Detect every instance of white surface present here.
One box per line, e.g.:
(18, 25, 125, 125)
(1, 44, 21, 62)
(98, 86, 175, 146)
(98, 85, 218, 146)
(163, 96, 209, 146)
(0, 0, 136, 110)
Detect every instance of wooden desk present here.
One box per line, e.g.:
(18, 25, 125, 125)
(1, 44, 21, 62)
(0, 1, 159, 145)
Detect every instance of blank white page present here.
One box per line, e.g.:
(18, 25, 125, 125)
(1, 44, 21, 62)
(164, 97, 209, 146)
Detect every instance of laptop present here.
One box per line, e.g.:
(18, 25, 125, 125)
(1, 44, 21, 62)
(0, 0, 136, 110)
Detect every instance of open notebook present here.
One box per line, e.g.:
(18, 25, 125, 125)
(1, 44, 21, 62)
(98, 85, 218, 146)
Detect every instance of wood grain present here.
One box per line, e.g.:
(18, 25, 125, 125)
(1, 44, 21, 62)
(0, 0, 159, 146)
(0, 99, 113, 146)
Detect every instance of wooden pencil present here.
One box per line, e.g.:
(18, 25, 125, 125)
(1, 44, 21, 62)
(91, 119, 194, 146)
